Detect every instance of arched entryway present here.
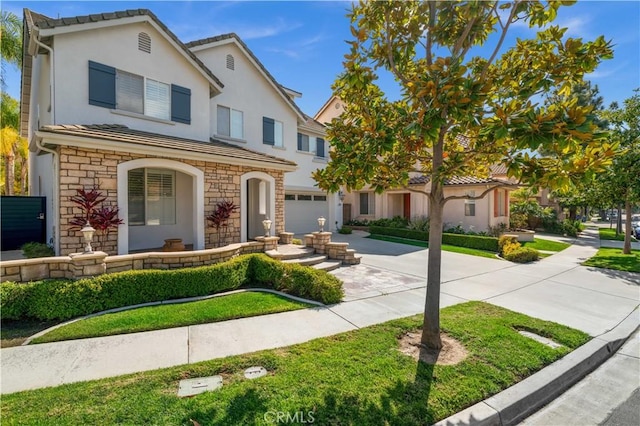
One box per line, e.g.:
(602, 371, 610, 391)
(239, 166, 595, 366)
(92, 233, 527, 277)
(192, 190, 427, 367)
(240, 171, 275, 242)
(117, 159, 204, 254)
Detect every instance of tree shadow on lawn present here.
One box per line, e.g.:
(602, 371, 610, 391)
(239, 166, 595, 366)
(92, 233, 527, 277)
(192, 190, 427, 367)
(311, 355, 438, 425)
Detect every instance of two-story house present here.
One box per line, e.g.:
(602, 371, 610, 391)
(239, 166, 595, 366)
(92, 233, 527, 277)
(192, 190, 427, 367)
(315, 96, 512, 232)
(22, 8, 337, 256)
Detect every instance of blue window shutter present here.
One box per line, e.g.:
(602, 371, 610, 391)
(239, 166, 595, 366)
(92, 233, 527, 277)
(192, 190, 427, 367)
(263, 117, 275, 145)
(171, 84, 191, 124)
(316, 138, 325, 158)
(297, 133, 303, 150)
(88, 61, 116, 108)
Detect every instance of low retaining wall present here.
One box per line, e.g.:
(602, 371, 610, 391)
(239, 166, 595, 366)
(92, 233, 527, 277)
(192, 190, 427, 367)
(0, 239, 275, 283)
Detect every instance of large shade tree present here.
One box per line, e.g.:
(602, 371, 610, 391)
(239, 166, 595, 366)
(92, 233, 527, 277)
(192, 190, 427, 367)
(314, 0, 614, 350)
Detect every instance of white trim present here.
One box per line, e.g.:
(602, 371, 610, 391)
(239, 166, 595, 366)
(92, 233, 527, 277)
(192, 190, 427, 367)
(117, 158, 204, 254)
(36, 131, 297, 172)
(240, 171, 276, 242)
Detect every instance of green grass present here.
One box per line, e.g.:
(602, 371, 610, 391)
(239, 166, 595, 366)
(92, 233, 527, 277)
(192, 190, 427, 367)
(367, 234, 499, 259)
(30, 292, 310, 344)
(583, 248, 640, 273)
(521, 238, 571, 252)
(599, 227, 637, 241)
(0, 302, 589, 425)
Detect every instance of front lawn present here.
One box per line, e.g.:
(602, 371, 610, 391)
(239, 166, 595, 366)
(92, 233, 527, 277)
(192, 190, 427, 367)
(0, 302, 589, 425)
(521, 238, 571, 252)
(31, 292, 310, 344)
(367, 234, 499, 259)
(599, 228, 636, 242)
(583, 248, 640, 273)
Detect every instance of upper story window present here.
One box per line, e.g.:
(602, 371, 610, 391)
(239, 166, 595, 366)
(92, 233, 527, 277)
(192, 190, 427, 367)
(316, 137, 326, 158)
(88, 61, 191, 124)
(297, 133, 309, 151)
(263, 117, 283, 147)
(226, 54, 234, 70)
(465, 190, 476, 216)
(217, 105, 243, 139)
(138, 32, 151, 53)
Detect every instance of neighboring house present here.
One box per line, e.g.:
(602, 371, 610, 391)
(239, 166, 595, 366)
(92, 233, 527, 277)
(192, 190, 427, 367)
(314, 96, 512, 232)
(21, 8, 335, 256)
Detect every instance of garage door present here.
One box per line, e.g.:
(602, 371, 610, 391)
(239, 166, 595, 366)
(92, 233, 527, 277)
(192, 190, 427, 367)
(284, 193, 330, 235)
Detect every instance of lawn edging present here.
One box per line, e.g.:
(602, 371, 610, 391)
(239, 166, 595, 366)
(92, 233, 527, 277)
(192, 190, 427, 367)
(434, 312, 639, 426)
(22, 288, 325, 346)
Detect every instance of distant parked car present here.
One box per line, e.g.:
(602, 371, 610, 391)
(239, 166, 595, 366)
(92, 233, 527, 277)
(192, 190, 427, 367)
(634, 224, 640, 240)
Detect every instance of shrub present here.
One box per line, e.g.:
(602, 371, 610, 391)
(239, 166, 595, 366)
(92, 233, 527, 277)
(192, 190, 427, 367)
(369, 226, 428, 241)
(338, 226, 353, 234)
(292, 238, 303, 245)
(408, 215, 430, 232)
(441, 233, 499, 252)
(345, 219, 369, 226)
(487, 223, 508, 237)
(21, 242, 55, 259)
(504, 247, 540, 263)
(369, 216, 409, 228)
(0, 254, 344, 321)
(498, 235, 519, 255)
(444, 224, 466, 234)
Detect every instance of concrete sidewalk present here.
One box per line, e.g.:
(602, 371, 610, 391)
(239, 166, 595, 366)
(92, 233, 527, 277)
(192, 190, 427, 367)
(1, 228, 639, 395)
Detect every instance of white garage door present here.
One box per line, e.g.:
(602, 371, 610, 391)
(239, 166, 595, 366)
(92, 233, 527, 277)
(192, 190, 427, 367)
(285, 193, 330, 235)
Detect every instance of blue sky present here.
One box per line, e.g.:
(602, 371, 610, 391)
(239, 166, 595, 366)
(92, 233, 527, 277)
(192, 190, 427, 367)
(2, 1, 639, 116)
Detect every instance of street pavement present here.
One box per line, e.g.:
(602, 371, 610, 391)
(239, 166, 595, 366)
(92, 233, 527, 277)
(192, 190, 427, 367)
(520, 329, 640, 425)
(1, 228, 638, 398)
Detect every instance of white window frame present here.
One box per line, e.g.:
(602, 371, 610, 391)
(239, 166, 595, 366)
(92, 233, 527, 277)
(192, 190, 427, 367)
(116, 69, 171, 120)
(128, 168, 176, 226)
(464, 190, 476, 217)
(274, 120, 284, 147)
(217, 105, 244, 139)
(359, 192, 375, 215)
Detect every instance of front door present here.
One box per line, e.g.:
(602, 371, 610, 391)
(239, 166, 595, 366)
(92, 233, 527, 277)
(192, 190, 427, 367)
(403, 193, 411, 220)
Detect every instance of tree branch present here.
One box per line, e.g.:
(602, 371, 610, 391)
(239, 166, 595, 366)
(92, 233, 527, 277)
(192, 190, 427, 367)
(426, 0, 435, 66)
(480, 0, 520, 80)
(443, 181, 521, 205)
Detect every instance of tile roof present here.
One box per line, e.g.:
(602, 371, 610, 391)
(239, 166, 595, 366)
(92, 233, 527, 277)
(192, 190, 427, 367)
(186, 33, 305, 120)
(408, 175, 509, 186)
(302, 114, 326, 132)
(38, 124, 296, 168)
(23, 8, 224, 89)
(490, 164, 508, 175)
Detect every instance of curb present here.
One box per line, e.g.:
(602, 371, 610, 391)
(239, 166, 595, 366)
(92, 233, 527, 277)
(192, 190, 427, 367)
(433, 311, 639, 426)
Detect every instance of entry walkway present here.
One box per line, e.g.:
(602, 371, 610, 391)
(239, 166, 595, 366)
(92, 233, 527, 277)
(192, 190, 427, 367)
(1, 228, 638, 394)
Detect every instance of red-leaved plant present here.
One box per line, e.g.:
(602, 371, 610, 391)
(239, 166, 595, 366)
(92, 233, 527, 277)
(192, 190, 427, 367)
(70, 187, 124, 250)
(206, 200, 239, 247)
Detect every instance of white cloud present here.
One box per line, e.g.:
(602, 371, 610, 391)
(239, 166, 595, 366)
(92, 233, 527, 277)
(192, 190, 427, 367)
(586, 63, 627, 79)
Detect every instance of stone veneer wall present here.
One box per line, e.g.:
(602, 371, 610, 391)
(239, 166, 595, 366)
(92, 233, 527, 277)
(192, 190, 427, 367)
(58, 146, 285, 256)
(0, 238, 280, 283)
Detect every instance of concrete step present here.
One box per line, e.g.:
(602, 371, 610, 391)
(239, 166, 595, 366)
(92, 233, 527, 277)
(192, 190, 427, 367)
(265, 246, 315, 260)
(312, 260, 343, 272)
(282, 254, 328, 266)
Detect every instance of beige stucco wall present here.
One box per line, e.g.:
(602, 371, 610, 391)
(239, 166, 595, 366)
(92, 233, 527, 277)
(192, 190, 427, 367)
(56, 145, 285, 256)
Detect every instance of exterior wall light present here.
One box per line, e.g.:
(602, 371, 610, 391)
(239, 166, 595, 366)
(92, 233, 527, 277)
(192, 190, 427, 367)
(81, 223, 96, 253)
(318, 216, 326, 232)
(262, 217, 272, 237)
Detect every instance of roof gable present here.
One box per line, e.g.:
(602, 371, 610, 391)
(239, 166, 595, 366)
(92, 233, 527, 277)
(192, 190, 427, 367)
(186, 34, 305, 121)
(23, 8, 223, 92)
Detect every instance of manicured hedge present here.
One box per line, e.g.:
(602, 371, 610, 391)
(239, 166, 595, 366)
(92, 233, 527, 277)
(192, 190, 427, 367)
(368, 226, 499, 252)
(369, 226, 428, 241)
(442, 233, 499, 252)
(0, 254, 344, 321)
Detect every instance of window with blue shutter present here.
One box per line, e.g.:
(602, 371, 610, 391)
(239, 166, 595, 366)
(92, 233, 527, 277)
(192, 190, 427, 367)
(171, 84, 191, 124)
(263, 117, 275, 145)
(297, 133, 309, 151)
(316, 138, 325, 158)
(88, 61, 116, 108)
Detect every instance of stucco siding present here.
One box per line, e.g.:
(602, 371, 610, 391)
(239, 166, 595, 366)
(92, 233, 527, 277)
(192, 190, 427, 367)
(52, 22, 211, 140)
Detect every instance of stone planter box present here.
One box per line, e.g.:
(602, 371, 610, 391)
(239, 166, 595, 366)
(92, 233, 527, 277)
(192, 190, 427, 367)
(502, 230, 535, 242)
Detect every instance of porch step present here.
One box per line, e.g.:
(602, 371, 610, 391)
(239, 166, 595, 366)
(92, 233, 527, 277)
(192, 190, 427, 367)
(312, 260, 343, 272)
(282, 254, 328, 267)
(265, 245, 315, 260)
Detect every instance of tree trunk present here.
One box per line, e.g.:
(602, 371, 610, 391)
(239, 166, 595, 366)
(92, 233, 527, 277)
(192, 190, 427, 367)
(422, 182, 444, 350)
(19, 157, 28, 195)
(623, 200, 632, 255)
(4, 152, 15, 195)
(616, 205, 623, 235)
(569, 206, 577, 221)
